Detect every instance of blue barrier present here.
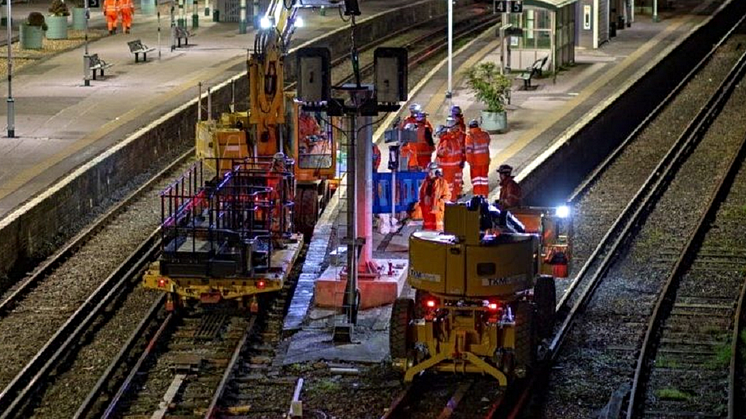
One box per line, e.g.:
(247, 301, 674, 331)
(372, 171, 427, 214)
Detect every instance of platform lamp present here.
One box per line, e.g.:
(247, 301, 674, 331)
(6, 0, 13, 137)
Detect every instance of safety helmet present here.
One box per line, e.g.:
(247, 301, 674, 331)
(409, 103, 422, 114)
(450, 105, 462, 116)
(273, 152, 286, 161)
(497, 164, 513, 175)
(436, 125, 447, 136)
(415, 112, 426, 122)
(427, 162, 442, 176)
(468, 119, 479, 128)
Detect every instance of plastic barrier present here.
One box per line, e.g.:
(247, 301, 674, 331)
(372, 171, 427, 214)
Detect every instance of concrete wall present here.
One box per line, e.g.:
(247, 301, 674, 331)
(0, 0, 454, 279)
(520, 0, 746, 206)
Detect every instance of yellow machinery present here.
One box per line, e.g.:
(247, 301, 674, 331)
(390, 197, 572, 384)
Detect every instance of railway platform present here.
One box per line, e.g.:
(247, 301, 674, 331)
(282, 0, 717, 364)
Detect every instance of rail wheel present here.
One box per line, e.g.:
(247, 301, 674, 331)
(390, 298, 414, 359)
(534, 275, 556, 340)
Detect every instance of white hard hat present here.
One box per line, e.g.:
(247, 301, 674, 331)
(409, 103, 422, 113)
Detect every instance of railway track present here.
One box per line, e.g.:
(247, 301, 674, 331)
(0, 6, 500, 418)
(529, 13, 746, 419)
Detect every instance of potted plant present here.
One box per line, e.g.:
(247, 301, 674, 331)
(71, 0, 87, 30)
(20, 12, 47, 50)
(47, 0, 69, 40)
(465, 62, 512, 133)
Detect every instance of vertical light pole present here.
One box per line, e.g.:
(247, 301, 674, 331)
(192, 0, 198, 28)
(83, 0, 91, 86)
(239, 0, 247, 33)
(252, 0, 259, 28)
(653, 0, 659, 22)
(178, 0, 185, 27)
(6, 0, 14, 137)
(446, 0, 453, 100)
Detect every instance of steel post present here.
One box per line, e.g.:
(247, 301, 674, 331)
(357, 114, 373, 267)
(240, 0, 247, 34)
(6, 0, 14, 137)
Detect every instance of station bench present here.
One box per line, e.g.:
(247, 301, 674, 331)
(89, 53, 113, 80)
(127, 39, 155, 63)
(173, 26, 191, 48)
(516, 56, 548, 90)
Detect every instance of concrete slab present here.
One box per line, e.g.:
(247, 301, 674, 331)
(313, 258, 407, 309)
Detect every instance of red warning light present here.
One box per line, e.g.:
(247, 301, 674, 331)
(488, 302, 499, 311)
(158, 278, 167, 288)
(257, 280, 266, 289)
(426, 299, 436, 308)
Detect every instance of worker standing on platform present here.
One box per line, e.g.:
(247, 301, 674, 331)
(450, 105, 467, 158)
(401, 103, 423, 128)
(118, 0, 134, 34)
(465, 119, 491, 197)
(103, 0, 119, 34)
(496, 164, 522, 210)
(419, 162, 451, 231)
(435, 119, 464, 201)
(414, 112, 435, 169)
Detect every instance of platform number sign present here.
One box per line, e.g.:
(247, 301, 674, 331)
(87, 0, 100, 8)
(495, 1, 523, 13)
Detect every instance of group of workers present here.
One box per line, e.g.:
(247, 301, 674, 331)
(103, 0, 135, 35)
(393, 103, 521, 232)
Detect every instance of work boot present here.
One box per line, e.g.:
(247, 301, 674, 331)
(109, 29, 114, 35)
(126, 28, 130, 34)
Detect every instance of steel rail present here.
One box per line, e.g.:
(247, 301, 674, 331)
(0, 148, 193, 318)
(567, 13, 746, 204)
(336, 13, 500, 87)
(0, 233, 161, 418)
(548, 36, 746, 361)
(625, 50, 746, 418)
(436, 381, 472, 419)
(203, 315, 257, 419)
(284, 6, 489, 92)
(380, 384, 413, 419)
(74, 295, 166, 419)
(728, 261, 746, 419)
(100, 311, 174, 419)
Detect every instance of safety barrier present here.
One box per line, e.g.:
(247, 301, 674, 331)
(372, 171, 427, 214)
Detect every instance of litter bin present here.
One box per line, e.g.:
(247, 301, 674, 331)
(610, 21, 617, 37)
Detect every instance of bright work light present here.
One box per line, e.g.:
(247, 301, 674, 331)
(556, 205, 570, 218)
(260, 16, 272, 29)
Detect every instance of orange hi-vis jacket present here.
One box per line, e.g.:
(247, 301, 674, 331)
(118, 0, 134, 14)
(415, 120, 435, 167)
(299, 114, 321, 139)
(499, 176, 523, 209)
(373, 143, 381, 171)
(465, 127, 491, 166)
(104, 0, 118, 14)
(419, 175, 451, 231)
(436, 131, 464, 171)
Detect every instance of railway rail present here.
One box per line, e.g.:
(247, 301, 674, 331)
(532, 14, 746, 419)
(0, 6, 500, 418)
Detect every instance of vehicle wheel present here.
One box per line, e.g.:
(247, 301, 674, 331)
(534, 275, 556, 340)
(295, 187, 319, 241)
(390, 298, 414, 359)
(513, 300, 535, 376)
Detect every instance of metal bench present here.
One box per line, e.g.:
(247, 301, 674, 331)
(516, 56, 548, 90)
(89, 53, 113, 80)
(173, 26, 191, 48)
(127, 39, 155, 63)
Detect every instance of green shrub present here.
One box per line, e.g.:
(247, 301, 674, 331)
(465, 62, 512, 113)
(26, 12, 49, 31)
(49, 0, 70, 16)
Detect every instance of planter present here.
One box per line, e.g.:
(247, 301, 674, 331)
(20, 24, 44, 49)
(46, 15, 68, 39)
(72, 7, 86, 30)
(481, 110, 507, 133)
(141, 0, 156, 15)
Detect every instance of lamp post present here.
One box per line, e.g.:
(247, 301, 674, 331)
(83, 0, 91, 87)
(7, 0, 14, 137)
(653, 0, 659, 22)
(446, 0, 453, 100)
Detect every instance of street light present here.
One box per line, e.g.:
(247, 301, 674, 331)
(446, 0, 453, 100)
(83, 0, 91, 87)
(7, 0, 15, 137)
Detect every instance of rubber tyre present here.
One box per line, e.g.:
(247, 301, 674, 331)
(534, 275, 556, 340)
(390, 298, 414, 359)
(294, 187, 319, 241)
(513, 300, 535, 374)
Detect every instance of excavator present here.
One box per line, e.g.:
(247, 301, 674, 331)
(142, 0, 353, 310)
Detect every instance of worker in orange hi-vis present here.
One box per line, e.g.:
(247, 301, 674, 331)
(372, 143, 381, 172)
(400, 103, 422, 128)
(465, 119, 491, 197)
(413, 112, 435, 169)
(103, 0, 119, 35)
(435, 119, 465, 201)
(418, 162, 451, 231)
(496, 164, 523, 210)
(118, 0, 135, 34)
(450, 105, 467, 157)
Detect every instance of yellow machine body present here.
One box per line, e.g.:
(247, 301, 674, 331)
(393, 200, 570, 384)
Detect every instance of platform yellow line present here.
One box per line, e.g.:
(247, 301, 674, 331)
(0, 56, 245, 203)
(489, 14, 696, 184)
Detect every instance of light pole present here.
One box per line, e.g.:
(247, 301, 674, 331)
(6, 0, 14, 137)
(83, 0, 91, 87)
(653, 0, 659, 22)
(446, 0, 453, 100)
